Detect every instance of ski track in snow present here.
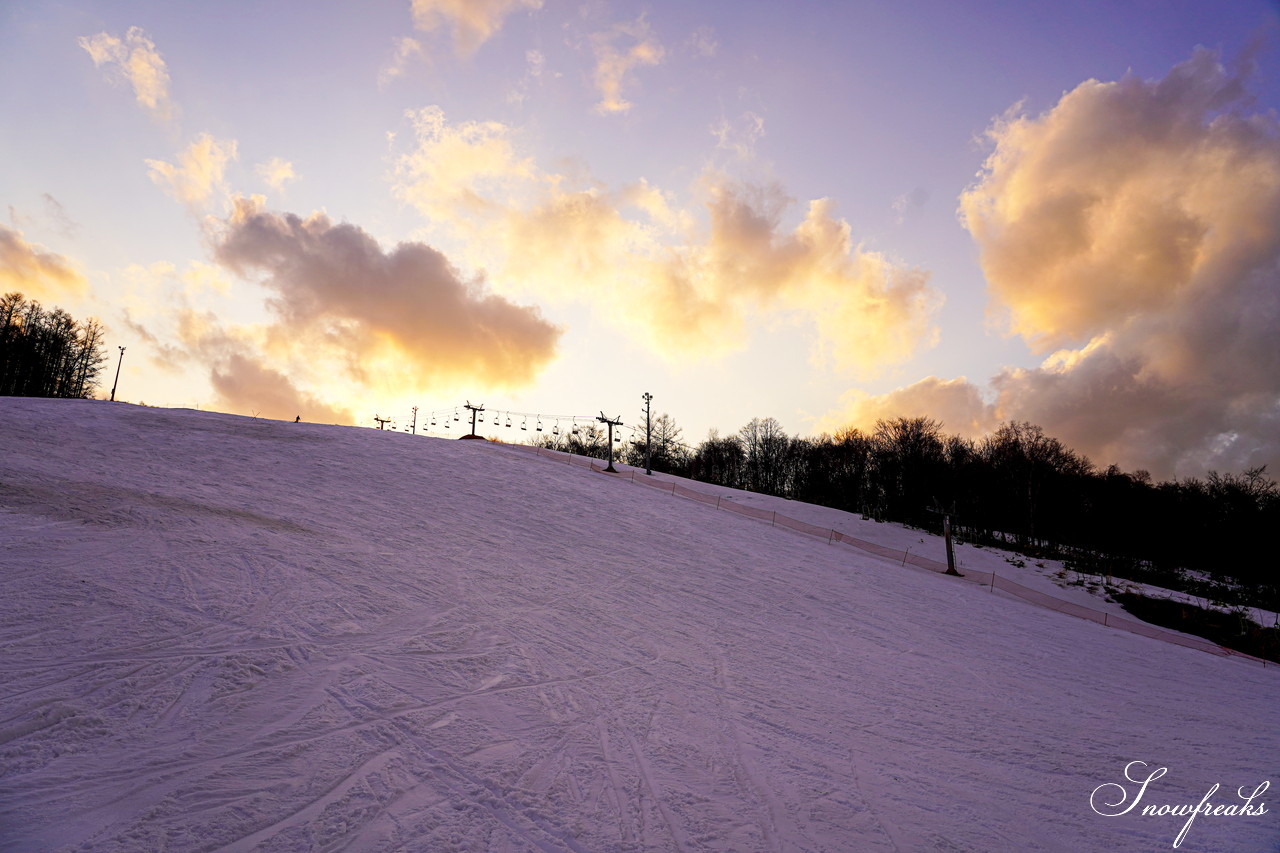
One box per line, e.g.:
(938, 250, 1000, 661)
(0, 398, 1276, 852)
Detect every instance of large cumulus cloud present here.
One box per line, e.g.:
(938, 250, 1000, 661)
(833, 48, 1280, 478)
(211, 197, 561, 391)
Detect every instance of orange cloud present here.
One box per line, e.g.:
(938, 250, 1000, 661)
(172, 311, 353, 424)
(0, 225, 87, 300)
(78, 26, 172, 122)
(393, 109, 940, 375)
(640, 185, 939, 372)
(839, 49, 1280, 477)
(590, 16, 665, 115)
(818, 376, 996, 438)
(212, 197, 561, 390)
(411, 0, 542, 55)
(147, 134, 239, 208)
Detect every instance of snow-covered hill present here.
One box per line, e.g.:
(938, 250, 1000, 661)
(1, 398, 1275, 852)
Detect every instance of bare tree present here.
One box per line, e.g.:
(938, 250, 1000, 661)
(0, 292, 107, 398)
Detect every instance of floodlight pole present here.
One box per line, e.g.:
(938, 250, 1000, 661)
(927, 501, 962, 576)
(942, 512, 960, 575)
(597, 412, 622, 472)
(465, 401, 485, 437)
(642, 392, 653, 475)
(410, 406, 418, 435)
(110, 346, 126, 401)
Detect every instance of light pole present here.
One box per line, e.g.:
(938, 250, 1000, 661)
(642, 392, 653, 475)
(110, 346, 126, 402)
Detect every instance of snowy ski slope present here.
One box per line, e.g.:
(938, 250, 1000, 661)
(0, 398, 1275, 851)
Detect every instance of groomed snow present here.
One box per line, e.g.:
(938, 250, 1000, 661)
(1, 398, 1275, 852)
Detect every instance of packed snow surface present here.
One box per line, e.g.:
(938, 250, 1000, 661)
(0, 398, 1275, 852)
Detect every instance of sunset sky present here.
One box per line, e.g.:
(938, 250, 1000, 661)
(3, 0, 1278, 478)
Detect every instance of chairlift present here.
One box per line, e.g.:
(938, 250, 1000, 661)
(553, 422, 561, 436)
(536, 415, 543, 432)
(453, 409, 459, 421)
(521, 417, 528, 431)
(571, 423, 580, 435)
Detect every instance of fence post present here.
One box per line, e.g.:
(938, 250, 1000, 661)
(902, 547, 909, 566)
(989, 572, 996, 591)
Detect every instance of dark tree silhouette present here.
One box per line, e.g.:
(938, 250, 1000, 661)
(0, 293, 107, 399)
(680, 413, 1276, 609)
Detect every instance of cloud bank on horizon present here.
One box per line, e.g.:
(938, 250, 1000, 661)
(838, 48, 1280, 478)
(1, 225, 87, 301)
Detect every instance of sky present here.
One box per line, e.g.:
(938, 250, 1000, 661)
(2, 0, 1278, 479)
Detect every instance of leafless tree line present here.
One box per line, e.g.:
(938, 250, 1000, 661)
(536, 410, 1276, 608)
(1, 292, 107, 399)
